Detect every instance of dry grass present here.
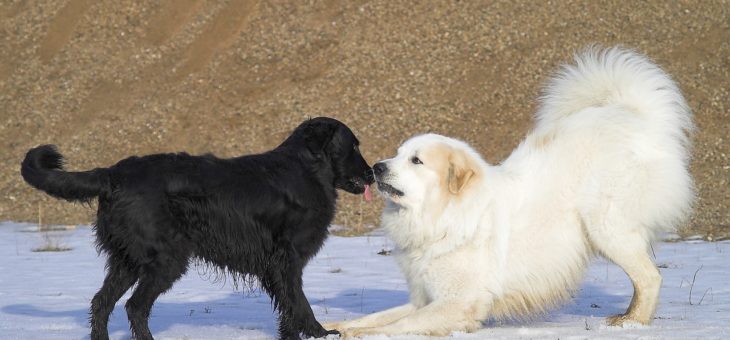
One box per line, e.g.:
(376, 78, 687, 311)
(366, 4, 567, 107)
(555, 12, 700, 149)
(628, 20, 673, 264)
(32, 236, 72, 253)
(30, 203, 72, 252)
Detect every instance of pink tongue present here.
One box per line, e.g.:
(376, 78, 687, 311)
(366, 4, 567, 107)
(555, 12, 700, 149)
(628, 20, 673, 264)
(364, 184, 372, 201)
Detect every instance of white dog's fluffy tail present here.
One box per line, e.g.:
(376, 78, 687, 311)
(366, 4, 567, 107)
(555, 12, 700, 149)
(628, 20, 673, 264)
(537, 47, 693, 147)
(534, 47, 694, 234)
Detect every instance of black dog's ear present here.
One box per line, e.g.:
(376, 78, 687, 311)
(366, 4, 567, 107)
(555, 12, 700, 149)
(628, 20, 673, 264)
(304, 121, 338, 157)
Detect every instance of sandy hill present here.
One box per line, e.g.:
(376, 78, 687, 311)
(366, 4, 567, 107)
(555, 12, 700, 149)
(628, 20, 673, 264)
(1, 1, 728, 238)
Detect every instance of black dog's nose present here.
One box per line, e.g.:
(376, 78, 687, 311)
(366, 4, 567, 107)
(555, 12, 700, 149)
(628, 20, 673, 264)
(373, 162, 387, 176)
(363, 167, 375, 184)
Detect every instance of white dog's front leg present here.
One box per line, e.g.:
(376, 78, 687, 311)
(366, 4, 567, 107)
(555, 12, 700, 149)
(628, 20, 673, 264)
(344, 300, 487, 338)
(322, 303, 417, 331)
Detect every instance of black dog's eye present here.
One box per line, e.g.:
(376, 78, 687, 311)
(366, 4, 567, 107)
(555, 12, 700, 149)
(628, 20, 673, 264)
(353, 144, 359, 152)
(411, 156, 423, 165)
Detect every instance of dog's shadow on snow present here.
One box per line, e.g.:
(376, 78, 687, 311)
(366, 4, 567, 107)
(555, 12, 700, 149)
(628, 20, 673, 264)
(2, 284, 628, 337)
(2, 291, 280, 339)
(320, 288, 410, 314)
(0, 288, 409, 338)
(561, 281, 630, 318)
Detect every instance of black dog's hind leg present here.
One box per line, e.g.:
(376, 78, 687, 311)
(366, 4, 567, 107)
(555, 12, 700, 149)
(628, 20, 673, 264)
(262, 248, 336, 340)
(90, 258, 138, 340)
(125, 256, 188, 340)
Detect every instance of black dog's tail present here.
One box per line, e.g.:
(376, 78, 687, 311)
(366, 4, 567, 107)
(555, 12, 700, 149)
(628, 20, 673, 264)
(21, 145, 110, 202)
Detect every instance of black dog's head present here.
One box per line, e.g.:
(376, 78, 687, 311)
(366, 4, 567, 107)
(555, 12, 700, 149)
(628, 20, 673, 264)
(288, 117, 374, 196)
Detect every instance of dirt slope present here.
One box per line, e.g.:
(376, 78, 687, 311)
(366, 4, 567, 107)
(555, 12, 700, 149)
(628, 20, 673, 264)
(1, 1, 728, 238)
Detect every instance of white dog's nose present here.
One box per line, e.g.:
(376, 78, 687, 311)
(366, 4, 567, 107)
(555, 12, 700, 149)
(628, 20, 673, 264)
(373, 162, 387, 176)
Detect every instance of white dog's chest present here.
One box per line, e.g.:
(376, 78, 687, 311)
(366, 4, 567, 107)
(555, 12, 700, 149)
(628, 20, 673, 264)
(397, 246, 487, 304)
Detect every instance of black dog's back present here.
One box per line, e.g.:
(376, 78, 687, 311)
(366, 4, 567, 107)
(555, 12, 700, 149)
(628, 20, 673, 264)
(20, 117, 373, 340)
(98, 150, 334, 267)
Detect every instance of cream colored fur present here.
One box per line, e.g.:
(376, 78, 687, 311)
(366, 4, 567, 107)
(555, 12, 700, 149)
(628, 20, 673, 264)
(326, 47, 694, 338)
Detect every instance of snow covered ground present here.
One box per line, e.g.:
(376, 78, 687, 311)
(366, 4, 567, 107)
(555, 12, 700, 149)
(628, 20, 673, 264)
(0, 221, 727, 340)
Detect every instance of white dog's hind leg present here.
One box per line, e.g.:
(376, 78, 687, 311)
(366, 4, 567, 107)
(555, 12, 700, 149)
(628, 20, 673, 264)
(592, 231, 662, 326)
(607, 249, 661, 325)
(344, 300, 487, 338)
(322, 303, 416, 331)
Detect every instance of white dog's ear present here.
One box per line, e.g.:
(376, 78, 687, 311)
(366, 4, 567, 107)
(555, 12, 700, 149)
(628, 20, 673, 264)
(447, 151, 475, 194)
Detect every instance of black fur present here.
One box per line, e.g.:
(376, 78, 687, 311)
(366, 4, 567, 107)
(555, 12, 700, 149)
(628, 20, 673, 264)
(20, 117, 374, 340)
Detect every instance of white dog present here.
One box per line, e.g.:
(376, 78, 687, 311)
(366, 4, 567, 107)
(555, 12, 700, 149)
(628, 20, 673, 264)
(327, 47, 694, 338)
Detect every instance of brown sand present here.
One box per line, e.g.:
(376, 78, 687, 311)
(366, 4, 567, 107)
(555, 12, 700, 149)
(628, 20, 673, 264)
(1, 1, 728, 238)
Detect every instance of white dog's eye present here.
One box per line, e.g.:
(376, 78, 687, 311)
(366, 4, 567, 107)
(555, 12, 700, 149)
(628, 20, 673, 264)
(411, 156, 423, 165)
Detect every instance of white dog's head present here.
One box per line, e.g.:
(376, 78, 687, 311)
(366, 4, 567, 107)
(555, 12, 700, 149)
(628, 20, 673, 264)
(374, 134, 485, 212)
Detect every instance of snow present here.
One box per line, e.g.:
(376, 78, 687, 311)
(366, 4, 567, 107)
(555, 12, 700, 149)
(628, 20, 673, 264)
(0, 222, 728, 339)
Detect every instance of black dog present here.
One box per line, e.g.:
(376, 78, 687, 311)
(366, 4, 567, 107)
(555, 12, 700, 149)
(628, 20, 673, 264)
(21, 117, 374, 340)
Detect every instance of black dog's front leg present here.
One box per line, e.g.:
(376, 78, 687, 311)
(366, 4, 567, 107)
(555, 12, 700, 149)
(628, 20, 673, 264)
(262, 249, 336, 340)
(284, 266, 337, 339)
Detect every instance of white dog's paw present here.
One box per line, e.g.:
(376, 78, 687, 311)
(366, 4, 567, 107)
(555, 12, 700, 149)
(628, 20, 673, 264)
(340, 327, 381, 339)
(606, 313, 650, 327)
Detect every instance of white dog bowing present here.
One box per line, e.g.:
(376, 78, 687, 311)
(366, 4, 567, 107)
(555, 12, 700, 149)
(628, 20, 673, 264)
(326, 47, 694, 338)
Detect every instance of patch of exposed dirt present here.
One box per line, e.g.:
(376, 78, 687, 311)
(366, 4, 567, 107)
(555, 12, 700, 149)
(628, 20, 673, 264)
(1, 1, 728, 238)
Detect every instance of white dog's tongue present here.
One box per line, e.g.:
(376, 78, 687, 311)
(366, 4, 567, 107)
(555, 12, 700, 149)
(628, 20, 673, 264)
(364, 184, 372, 201)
